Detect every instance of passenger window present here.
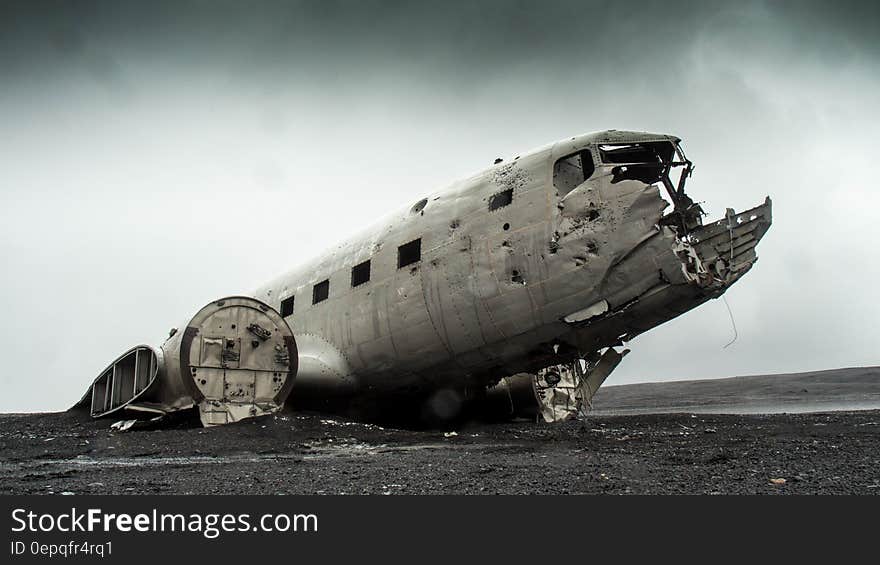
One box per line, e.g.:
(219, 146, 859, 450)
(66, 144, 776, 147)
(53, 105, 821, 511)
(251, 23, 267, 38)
(398, 238, 421, 268)
(351, 260, 371, 287)
(280, 295, 294, 318)
(312, 280, 329, 304)
(553, 150, 595, 197)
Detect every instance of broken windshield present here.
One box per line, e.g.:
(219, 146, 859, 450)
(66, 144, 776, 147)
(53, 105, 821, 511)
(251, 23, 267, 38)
(600, 140, 698, 228)
(599, 141, 676, 185)
(599, 142, 675, 164)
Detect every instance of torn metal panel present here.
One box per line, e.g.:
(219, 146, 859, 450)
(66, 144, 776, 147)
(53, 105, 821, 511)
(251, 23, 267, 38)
(563, 300, 609, 324)
(689, 197, 772, 283)
(486, 347, 628, 423)
(534, 348, 628, 422)
(110, 419, 138, 432)
(574, 347, 628, 417)
(536, 364, 580, 422)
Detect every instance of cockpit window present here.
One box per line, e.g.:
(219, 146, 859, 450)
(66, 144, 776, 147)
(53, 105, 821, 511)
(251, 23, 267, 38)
(599, 142, 674, 164)
(553, 150, 595, 197)
(599, 141, 676, 185)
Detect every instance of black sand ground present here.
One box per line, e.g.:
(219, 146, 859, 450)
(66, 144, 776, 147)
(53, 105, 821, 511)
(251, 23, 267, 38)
(1, 368, 879, 495)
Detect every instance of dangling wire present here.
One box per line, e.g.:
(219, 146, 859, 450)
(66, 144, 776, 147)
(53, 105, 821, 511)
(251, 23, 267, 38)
(722, 294, 738, 348)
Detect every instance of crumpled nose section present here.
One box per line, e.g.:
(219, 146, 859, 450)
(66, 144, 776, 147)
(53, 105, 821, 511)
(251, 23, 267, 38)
(687, 196, 772, 287)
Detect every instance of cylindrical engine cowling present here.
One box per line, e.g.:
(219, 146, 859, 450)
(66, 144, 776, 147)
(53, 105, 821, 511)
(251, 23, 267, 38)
(160, 296, 297, 425)
(483, 373, 541, 420)
(82, 296, 297, 426)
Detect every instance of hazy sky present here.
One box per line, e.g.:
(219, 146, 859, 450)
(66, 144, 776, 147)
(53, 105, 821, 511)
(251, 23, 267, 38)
(2, 0, 878, 411)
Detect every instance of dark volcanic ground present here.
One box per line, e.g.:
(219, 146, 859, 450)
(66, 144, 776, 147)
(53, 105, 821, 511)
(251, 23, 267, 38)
(1, 407, 879, 495)
(3, 367, 880, 495)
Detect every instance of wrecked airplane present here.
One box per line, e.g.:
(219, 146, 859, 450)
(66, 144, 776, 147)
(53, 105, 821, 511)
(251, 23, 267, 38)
(75, 130, 771, 426)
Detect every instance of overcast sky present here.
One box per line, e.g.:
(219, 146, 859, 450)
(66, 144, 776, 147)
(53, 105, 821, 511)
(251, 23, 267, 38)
(2, 0, 878, 412)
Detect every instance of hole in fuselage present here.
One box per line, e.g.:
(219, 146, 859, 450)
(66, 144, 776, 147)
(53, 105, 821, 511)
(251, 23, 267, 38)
(488, 188, 513, 211)
(411, 198, 428, 214)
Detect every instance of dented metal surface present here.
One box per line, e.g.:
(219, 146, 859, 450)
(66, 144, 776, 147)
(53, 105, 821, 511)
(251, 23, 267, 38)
(78, 130, 771, 426)
(77, 296, 297, 426)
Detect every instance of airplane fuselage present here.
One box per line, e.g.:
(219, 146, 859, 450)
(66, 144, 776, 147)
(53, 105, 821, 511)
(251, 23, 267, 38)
(253, 130, 771, 403)
(78, 130, 771, 425)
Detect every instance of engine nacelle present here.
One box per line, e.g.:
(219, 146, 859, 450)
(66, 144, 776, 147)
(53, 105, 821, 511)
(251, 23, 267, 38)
(80, 296, 297, 426)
